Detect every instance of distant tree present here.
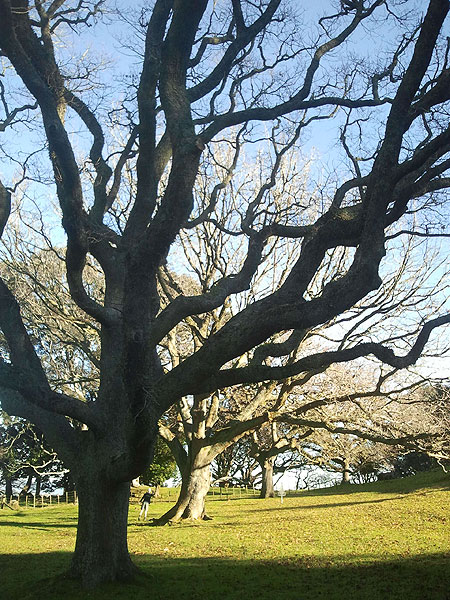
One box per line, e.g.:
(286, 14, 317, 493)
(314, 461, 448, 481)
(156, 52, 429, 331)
(0, 413, 64, 500)
(390, 451, 438, 477)
(299, 430, 399, 485)
(139, 436, 177, 494)
(211, 437, 260, 488)
(249, 423, 308, 498)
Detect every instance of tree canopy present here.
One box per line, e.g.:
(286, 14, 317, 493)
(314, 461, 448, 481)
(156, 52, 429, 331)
(0, 0, 450, 588)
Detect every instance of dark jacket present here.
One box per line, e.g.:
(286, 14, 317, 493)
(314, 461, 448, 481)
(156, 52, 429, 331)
(140, 492, 153, 504)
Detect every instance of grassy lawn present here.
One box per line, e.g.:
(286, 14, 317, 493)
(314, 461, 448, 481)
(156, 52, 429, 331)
(1, 470, 449, 600)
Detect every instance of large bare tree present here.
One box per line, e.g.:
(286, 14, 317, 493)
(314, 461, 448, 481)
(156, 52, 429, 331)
(1, 0, 450, 588)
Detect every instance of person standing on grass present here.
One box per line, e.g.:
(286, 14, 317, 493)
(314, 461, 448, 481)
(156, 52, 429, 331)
(138, 487, 154, 521)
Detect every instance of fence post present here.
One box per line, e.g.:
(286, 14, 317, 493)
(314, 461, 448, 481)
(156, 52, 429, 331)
(66, 492, 68, 504)
(57, 494, 60, 505)
(25, 495, 28, 508)
(33, 494, 36, 509)
(41, 495, 44, 508)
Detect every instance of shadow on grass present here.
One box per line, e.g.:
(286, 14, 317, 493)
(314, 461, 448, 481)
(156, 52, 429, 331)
(2, 551, 449, 600)
(0, 519, 77, 529)
(244, 494, 416, 515)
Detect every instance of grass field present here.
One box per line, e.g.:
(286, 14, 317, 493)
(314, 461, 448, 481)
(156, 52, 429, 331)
(1, 470, 449, 600)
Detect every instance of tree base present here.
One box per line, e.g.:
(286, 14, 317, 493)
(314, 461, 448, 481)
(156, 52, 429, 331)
(151, 512, 213, 526)
(68, 556, 140, 588)
(71, 478, 135, 588)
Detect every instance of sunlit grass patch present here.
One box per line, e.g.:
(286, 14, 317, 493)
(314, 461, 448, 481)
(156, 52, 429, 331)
(1, 470, 449, 600)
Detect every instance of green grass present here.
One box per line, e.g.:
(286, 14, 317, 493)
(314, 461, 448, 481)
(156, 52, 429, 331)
(1, 470, 449, 600)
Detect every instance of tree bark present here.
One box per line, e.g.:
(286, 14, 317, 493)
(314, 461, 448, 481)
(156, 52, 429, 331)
(70, 475, 136, 588)
(260, 458, 275, 498)
(154, 451, 212, 524)
(20, 473, 33, 496)
(341, 459, 351, 484)
(5, 475, 13, 502)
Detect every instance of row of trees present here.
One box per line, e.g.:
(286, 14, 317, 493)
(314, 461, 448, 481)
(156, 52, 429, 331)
(0, 412, 65, 500)
(1, 0, 450, 588)
(0, 416, 176, 500)
(2, 204, 448, 516)
(155, 364, 449, 521)
(3, 390, 444, 504)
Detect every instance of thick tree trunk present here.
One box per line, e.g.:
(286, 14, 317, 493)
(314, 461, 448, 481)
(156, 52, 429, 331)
(20, 473, 33, 496)
(5, 476, 13, 502)
(35, 475, 41, 497)
(154, 457, 211, 525)
(70, 476, 136, 588)
(341, 460, 351, 484)
(260, 458, 275, 498)
(64, 473, 76, 494)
